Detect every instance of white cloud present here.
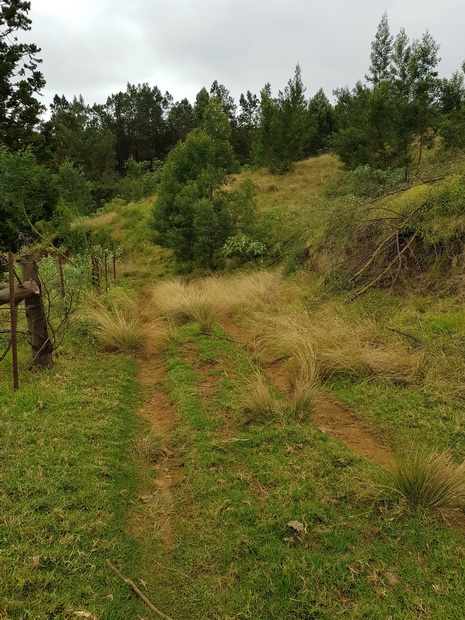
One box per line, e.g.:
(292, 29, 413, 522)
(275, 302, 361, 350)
(22, 0, 465, 109)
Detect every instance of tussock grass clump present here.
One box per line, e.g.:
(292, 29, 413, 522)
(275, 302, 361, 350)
(288, 378, 320, 420)
(151, 278, 228, 332)
(231, 271, 290, 313)
(137, 430, 165, 463)
(255, 305, 422, 385)
(390, 448, 465, 510)
(87, 288, 161, 355)
(239, 372, 282, 424)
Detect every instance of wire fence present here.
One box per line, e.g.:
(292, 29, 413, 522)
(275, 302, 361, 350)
(0, 246, 121, 390)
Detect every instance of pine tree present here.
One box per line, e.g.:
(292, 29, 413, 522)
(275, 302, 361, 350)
(236, 90, 259, 163)
(275, 64, 307, 171)
(410, 31, 441, 163)
(367, 12, 393, 86)
(306, 88, 335, 155)
(153, 99, 248, 268)
(0, 0, 45, 149)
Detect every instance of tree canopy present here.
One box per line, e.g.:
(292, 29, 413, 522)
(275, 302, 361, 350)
(0, 0, 45, 149)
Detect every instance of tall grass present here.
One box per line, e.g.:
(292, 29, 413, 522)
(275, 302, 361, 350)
(288, 378, 320, 420)
(255, 305, 422, 385)
(239, 372, 282, 424)
(152, 271, 421, 387)
(151, 279, 227, 332)
(88, 288, 162, 355)
(390, 448, 465, 510)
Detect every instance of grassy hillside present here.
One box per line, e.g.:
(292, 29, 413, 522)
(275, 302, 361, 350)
(5, 152, 465, 618)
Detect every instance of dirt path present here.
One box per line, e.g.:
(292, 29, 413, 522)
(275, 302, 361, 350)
(220, 316, 392, 468)
(134, 354, 177, 553)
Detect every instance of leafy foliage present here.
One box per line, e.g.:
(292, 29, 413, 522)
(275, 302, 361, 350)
(153, 100, 259, 268)
(0, 0, 45, 149)
(0, 146, 58, 250)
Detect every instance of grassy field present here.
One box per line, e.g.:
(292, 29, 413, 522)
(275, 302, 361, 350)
(136, 321, 465, 619)
(0, 335, 149, 618)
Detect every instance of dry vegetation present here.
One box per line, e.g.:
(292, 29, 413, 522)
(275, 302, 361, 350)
(390, 448, 465, 510)
(87, 287, 164, 356)
(149, 270, 423, 426)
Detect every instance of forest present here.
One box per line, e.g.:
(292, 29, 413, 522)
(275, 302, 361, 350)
(3, 3, 465, 619)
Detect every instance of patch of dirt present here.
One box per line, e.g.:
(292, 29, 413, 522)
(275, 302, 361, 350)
(313, 397, 392, 469)
(138, 360, 173, 433)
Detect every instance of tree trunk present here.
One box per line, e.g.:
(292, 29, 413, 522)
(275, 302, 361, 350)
(19, 258, 53, 368)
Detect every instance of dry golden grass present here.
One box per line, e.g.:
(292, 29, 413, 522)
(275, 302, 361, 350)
(288, 378, 320, 421)
(87, 288, 164, 355)
(151, 270, 421, 386)
(390, 448, 465, 510)
(252, 303, 422, 386)
(239, 372, 282, 424)
(71, 211, 117, 229)
(150, 278, 228, 332)
(231, 154, 344, 209)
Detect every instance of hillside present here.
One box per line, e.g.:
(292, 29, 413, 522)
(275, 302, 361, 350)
(3, 153, 465, 618)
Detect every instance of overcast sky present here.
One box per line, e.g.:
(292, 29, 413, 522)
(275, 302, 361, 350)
(23, 0, 465, 110)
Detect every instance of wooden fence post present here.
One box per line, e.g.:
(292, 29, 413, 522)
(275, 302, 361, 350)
(90, 248, 100, 294)
(58, 255, 65, 298)
(8, 252, 19, 391)
(20, 257, 53, 368)
(104, 250, 108, 293)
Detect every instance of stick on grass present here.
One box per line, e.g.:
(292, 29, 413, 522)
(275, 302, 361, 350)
(106, 559, 174, 620)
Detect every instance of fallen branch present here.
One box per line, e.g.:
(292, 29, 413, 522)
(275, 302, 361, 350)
(351, 233, 418, 300)
(387, 327, 424, 345)
(200, 331, 243, 344)
(263, 354, 292, 366)
(106, 559, 174, 620)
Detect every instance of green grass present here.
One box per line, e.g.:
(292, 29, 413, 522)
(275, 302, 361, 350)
(330, 291, 465, 460)
(0, 342, 146, 618)
(138, 323, 465, 619)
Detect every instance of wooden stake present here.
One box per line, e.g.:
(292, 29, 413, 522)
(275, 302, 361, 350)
(106, 560, 174, 620)
(104, 250, 108, 293)
(112, 252, 117, 282)
(58, 255, 65, 298)
(8, 252, 19, 391)
(90, 248, 100, 294)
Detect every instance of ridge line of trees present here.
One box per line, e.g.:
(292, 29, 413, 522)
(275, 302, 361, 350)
(2, 2, 465, 252)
